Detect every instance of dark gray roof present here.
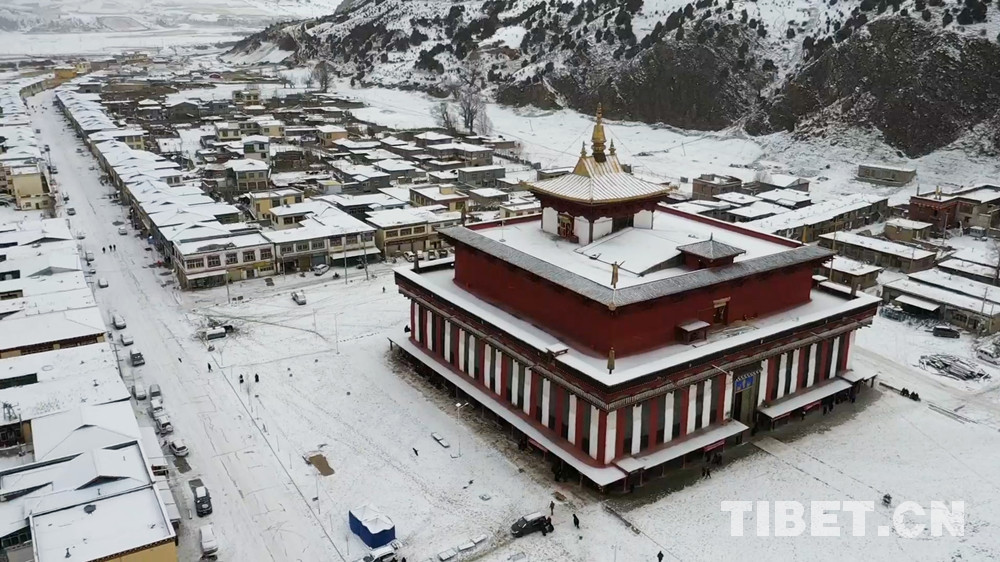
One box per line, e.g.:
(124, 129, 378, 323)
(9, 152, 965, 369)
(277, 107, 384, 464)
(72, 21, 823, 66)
(676, 239, 746, 260)
(440, 227, 834, 308)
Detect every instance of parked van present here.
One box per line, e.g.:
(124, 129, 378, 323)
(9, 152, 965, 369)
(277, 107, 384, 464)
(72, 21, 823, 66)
(199, 524, 219, 556)
(292, 291, 307, 305)
(112, 314, 126, 329)
(149, 384, 162, 399)
(153, 413, 173, 434)
(148, 397, 164, 416)
(932, 325, 960, 339)
(203, 327, 227, 341)
(129, 349, 145, 366)
(85, 251, 94, 262)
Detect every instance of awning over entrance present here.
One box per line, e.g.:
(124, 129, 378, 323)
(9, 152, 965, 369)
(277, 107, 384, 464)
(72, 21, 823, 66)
(613, 421, 749, 473)
(758, 378, 852, 419)
(389, 335, 627, 487)
(184, 269, 227, 281)
(894, 294, 941, 312)
(337, 247, 382, 259)
(839, 369, 877, 384)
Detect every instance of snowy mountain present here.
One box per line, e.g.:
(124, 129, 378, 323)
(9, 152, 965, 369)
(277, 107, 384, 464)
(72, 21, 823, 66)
(230, 0, 1000, 157)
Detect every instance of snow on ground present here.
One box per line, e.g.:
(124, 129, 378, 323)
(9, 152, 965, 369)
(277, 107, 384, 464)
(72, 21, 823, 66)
(0, 0, 345, 57)
(328, 81, 1000, 202)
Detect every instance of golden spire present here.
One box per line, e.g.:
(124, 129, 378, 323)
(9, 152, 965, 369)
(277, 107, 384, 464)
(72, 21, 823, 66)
(580, 141, 587, 157)
(592, 103, 607, 163)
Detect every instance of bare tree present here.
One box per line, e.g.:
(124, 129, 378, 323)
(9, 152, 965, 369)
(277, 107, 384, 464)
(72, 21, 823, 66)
(475, 109, 493, 136)
(432, 102, 457, 131)
(456, 87, 485, 133)
(311, 61, 332, 92)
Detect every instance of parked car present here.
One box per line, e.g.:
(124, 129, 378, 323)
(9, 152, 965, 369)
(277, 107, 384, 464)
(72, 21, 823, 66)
(153, 413, 173, 434)
(312, 263, 330, 276)
(932, 325, 960, 339)
(120, 333, 134, 346)
(977, 346, 1000, 365)
(199, 524, 219, 556)
(292, 291, 307, 305)
(148, 397, 164, 416)
(362, 545, 398, 562)
(403, 251, 415, 262)
(129, 349, 145, 366)
(66, 207, 76, 215)
(437, 249, 449, 259)
(117, 226, 127, 235)
(194, 485, 213, 516)
(511, 512, 553, 537)
(111, 314, 126, 329)
(356, 262, 366, 269)
(97, 278, 109, 288)
(85, 252, 94, 262)
(132, 383, 147, 400)
(63, 194, 70, 201)
(149, 384, 162, 399)
(169, 439, 189, 457)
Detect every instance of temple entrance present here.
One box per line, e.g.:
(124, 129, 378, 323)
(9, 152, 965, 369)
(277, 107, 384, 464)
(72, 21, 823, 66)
(730, 366, 761, 426)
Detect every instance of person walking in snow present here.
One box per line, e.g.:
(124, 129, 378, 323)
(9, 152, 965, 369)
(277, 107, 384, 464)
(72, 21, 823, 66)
(572, 513, 579, 528)
(207, 363, 212, 372)
(102, 247, 106, 254)
(239, 374, 244, 384)
(657, 552, 664, 562)
(254, 373, 259, 383)
(412, 448, 419, 456)
(549, 500, 555, 516)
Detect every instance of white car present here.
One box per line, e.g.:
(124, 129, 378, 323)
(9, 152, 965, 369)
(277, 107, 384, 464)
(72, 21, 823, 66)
(132, 383, 147, 400)
(117, 226, 127, 235)
(169, 439, 189, 457)
(120, 333, 134, 346)
(312, 263, 330, 276)
(97, 278, 109, 288)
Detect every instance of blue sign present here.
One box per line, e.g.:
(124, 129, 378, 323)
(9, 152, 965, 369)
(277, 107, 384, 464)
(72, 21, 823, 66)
(734, 374, 755, 392)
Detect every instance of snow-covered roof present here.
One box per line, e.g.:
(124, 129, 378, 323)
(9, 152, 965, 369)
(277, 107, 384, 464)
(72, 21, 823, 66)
(529, 171, 669, 204)
(317, 124, 347, 134)
(859, 162, 916, 173)
(747, 195, 887, 234)
(225, 158, 270, 172)
(756, 188, 812, 207)
(176, 233, 271, 256)
(414, 131, 453, 142)
(677, 239, 746, 261)
(31, 402, 140, 462)
(364, 205, 453, 228)
(885, 278, 1000, 315)
(410, 185, 468, 202)
(0, 344, 128, 422)
(908, 268, 1000, 305)
(822, 256, 882, 277)
(448, 213, 829, 304)
(819, 232, 935, 261)
(713, 192, 759, 205)
(727, 201, 789, 220)
(243, 134, 270, 144)
(885, 218, 933, 230)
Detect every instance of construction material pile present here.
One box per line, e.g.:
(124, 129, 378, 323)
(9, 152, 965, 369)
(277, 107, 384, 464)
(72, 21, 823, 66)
(919, 354, 991, 381)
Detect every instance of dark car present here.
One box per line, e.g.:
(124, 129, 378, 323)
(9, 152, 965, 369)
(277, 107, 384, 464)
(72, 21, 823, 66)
(194, 485, 213, 516)
(932, 325, 960, 339)
(511, 512, 552, 537)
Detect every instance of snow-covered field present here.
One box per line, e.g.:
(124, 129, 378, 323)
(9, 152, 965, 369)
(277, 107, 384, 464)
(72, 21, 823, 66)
(0, 0, 345, 57)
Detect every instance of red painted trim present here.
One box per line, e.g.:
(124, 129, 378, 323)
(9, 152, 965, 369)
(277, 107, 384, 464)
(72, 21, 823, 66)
(767, 356, 779, 401)
(450, 324, 460, 369)
(839, 332, 851, 372)
(435, 315, 444, 354)
(417, 307, 426, 347)
(596, 409, 608, 462)
(678, 386, 690, 438)
(797, 347, 809, 390)
(477, 339, 487, 384)
(410, 301, 416, 344)
(575, 396, 586, 448)
(647, 396, 659, 450)
(500, 351, 510, 399)
(530, 372, 541, 420)
(554, 385, 564, 433)
(819, 339, 831, 381)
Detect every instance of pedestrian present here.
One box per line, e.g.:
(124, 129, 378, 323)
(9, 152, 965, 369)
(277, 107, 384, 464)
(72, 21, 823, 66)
(178, 357, 182, 363)
(549, 500, 555, 516)
(239, 374, 244, 384)
(657, 551, 664, 562)
(706, 467, 712, 479)
(572, 513, 579, 528)
(254, 373, 259, 383)
(412, 448, 419, 456)
(207, 363, 212, 372)
(382, 286, 386, 293)
(102, 247, 106, 253)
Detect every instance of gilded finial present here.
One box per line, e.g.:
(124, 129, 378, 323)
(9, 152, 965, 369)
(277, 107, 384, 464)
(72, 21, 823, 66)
(592, 103, 607, 162)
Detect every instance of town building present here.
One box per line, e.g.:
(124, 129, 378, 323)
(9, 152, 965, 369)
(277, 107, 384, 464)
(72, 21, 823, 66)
(224, 159, 271, 194)
(457, 165, 506, 188)
(691, 174, 742, 201)
(317, 124, 349, 146)
(263, 207, 378, 271)
(857, 163, 917, 187)
(818, 231, 936, 273)
(391, 110, 879, 490)
(818, 257, 883, 290)
(883, 218, 933, 243)
(746, 195, 888, 243)
(242, 188, 303, 220)
(883, 273, 1000, 334)
(365, 206, 462, 257)
(173, 233, 275, 289)
(409, 184, 469, 211)
(468, 188, 509, 210)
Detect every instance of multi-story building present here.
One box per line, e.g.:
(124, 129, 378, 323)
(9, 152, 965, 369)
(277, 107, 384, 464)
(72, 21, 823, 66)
(174, 233, 275, 288)
(390, 111, 879, 490)
(224, 159, 271, 193)
(242, 188, 303, 220)
(457, 165, 506, 188)
(317, 124, 349, 147)
(366, 206, 462, 257)
(263, 208, 378, 271)
(409, 184, 469, 212)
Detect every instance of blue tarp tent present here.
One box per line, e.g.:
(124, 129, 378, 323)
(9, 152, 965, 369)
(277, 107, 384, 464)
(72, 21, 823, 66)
(349, 504, 396, 548)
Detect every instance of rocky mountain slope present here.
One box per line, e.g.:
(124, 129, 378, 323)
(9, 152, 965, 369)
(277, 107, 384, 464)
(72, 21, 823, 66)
(229, 0, 1000, 157)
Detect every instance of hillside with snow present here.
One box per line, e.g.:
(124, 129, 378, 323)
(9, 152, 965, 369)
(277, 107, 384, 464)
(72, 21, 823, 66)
(229, 0, 1000, 157)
